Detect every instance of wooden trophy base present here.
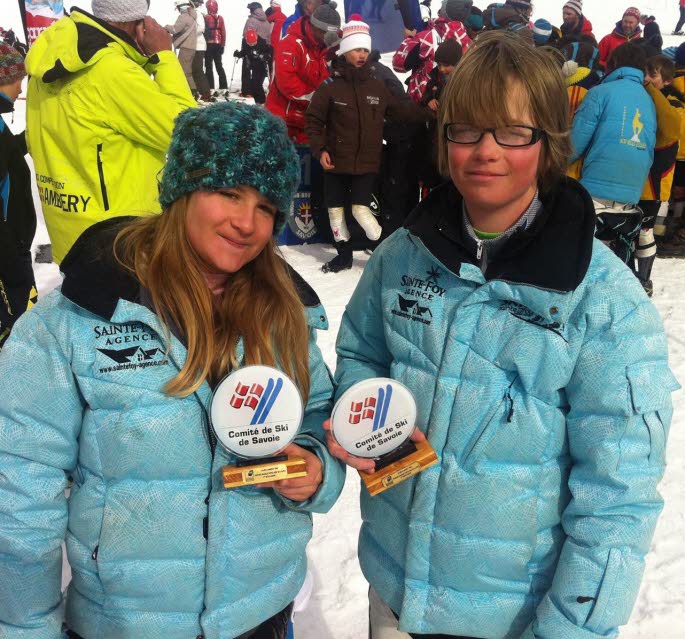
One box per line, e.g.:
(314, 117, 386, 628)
(223, 454, 307, 489)
(360, 439, 438, 497)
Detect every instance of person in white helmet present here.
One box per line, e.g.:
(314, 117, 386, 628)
(167, 0, 199, 94)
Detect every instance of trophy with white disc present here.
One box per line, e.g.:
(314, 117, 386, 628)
(210, 365, 308, 489)
(330, 378, 438, 496)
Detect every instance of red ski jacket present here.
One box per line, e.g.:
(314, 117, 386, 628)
(265, 17, 329, 143)
(598, 23, 642, 68)
(560, 14, 595, 39)
(392, 17, 471, 103)
(267, 7, 286, 49)
(204, 12, 225, 46)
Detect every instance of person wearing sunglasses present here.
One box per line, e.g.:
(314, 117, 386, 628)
(328, 30, 676, 639)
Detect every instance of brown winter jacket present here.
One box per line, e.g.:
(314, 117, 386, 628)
(305, 58, 432, 175)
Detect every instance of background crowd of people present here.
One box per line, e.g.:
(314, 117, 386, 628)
(5, 0, 685, 340)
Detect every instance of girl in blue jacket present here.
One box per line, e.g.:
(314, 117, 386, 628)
(0, 102, 345, 639)
(327, 31, 677, 639)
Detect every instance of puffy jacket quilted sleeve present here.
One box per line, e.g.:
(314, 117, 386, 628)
(274, 40, 322, 103)
(334, 251, 393, 397)
(305, 81, 331, 159)
(570, 87, 603, 164)
(99, 50, 195, 154)
(0, 308, 85, 638)
(524, 273, 679, 638)
(285, 325, 346, 513)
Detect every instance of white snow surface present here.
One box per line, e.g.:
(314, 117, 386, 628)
(2, 0, 685, 637)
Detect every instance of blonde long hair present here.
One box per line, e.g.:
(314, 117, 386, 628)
(114, 197, 311, 400)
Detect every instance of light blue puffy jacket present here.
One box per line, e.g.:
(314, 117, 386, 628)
(0, 222, 345, 639)
(335, 180, 678, 639)
(570, 66, 656, 205)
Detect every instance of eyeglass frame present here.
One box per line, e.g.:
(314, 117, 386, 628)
(443, 123, 546, 148)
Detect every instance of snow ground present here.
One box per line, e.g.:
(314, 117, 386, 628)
(2, 0, 684, 636)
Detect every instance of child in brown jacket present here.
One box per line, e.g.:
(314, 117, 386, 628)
(306, 20, 430, 272)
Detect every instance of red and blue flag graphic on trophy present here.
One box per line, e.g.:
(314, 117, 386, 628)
(230, 378, 283, 425)
(349, 383, 392, 431)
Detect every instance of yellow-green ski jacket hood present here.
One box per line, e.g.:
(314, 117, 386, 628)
(25, 8, 195, 264)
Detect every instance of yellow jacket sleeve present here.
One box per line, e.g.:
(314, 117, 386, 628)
(97, 50, 195, 153)
(647, 83, 681, 147)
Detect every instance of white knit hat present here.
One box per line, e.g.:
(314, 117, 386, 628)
(92, 0, 150, 22)
(271, 0, 281, 6)
(563, 0, 583, 16)
(337, 20, 372, 56)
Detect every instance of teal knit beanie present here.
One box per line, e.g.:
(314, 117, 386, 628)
(159, 102, 301, 233)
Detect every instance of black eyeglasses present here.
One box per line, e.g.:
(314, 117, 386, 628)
(444, 124, 545, 147)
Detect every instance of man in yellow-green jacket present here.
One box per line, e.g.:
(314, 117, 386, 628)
(25, 0, 196, 264)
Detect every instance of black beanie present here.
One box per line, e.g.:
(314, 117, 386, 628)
(435, 38, 462, 65)
(444, 0, 473, 23)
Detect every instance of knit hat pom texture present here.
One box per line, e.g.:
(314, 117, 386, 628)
(532, 18, 552, 44)
(623, 6, 641, 20)
(159, 102, 301, 233)
(563, 0, 582, 16)
(311, 1, 341, 32)
(338, 20, 372, 56)
(0, 43, 25, 84)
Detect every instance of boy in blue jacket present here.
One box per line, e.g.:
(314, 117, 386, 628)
(327, 31, 676, 639)
(570, 41, 656, 265)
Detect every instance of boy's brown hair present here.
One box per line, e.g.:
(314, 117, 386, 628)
(438, 30, 571, 193)
(647, 55, 675, 83)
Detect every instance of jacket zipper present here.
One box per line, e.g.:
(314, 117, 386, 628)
(202, 409, 215, 542)
(205, 411, 217, 457)
(96, 144, 110, 211)
(505, 386, 515, 422)
(476, 239, 483, 260)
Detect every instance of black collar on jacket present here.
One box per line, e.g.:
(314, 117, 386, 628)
(561, 15, 585, 35)
(0, 93, 14, 115)
(60, 217, 322, 322)
(331, 56, 371, 81)
(43, 8, 157, 83)
(404, 177, 596, 293)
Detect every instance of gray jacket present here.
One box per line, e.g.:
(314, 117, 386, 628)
(244, 9, 273, 42)
(168, 8, 197, 50)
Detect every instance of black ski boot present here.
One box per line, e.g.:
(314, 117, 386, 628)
(322, 243, 353, 273)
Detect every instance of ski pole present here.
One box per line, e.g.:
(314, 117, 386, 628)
(229, 55, 238, 93)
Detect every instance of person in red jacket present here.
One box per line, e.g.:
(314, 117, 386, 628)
(560, 0, 594, 39)
(392, 0, 471, 103)
(598, 7, 642, 68)
(265, 2, 341, 143)
(204, 0, 227, 92)
(267, 0, 287, 48)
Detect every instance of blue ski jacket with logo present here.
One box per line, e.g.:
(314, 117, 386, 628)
(570, 66, 656, 205)
(334, 179, 678, 639)
(0, 220, 345, 639)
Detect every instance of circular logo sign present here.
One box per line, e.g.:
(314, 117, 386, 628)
(210, 365, 303, 459)
(331, 378, 416, 459)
